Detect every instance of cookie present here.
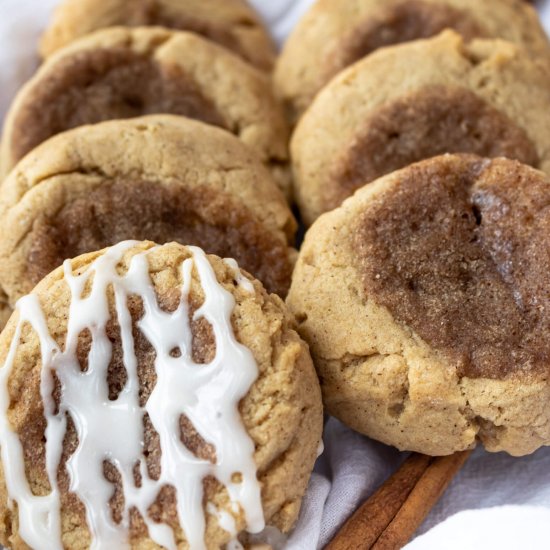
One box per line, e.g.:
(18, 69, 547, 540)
(40, 0, 276, 71)
(287, 154, 550, 457)
(291, 31, 550, 225)
(0, 27, 290, 197)
(0, 115, 296, 306)
(275, 0, 550, 122)
(0, 240, 323, 548)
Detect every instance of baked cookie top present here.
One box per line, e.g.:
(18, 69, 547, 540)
(291, 31, 550, 224)
(275, 0, 550, 122)
(40, 0, 276, 71)
(288, 154, 550, 456)
(0, 115, 296, 302)
(0, 240, 323, 549)
(1, 26, 290, 196)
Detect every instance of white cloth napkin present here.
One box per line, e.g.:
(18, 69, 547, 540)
(290, 418, 550, 549)
(407, 506, 550, 549)
(2, 1, 550, 548)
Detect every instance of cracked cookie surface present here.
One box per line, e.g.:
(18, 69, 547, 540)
(287, 154, 550, 456)
(0, 241, 323, 549)
(291, 31, 550, 224)
(0, 115, 296, 305)
(1, 27, 290, 197)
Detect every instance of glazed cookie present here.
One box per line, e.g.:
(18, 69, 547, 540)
(0, 115, 296, 304)
(0, 240, 323, 548)
(292, 31, 550, 224)
(0, 27, 290, 197)
(275, 0, 550, 122)
(40, 0, 276, 71)
(288, 154, 550, 457)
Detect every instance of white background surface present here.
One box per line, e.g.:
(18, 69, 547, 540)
(1, 1, 550, 548)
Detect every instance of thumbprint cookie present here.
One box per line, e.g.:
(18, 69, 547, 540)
(292, 31, 550, 224)
(1, 27, 290, 197)
(0, 116, 296, 304)
(288, 154, 550, 457)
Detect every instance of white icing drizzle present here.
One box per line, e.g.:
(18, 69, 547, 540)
(0, 294, 63, 550)
(317, 440, 324, 458)
(223, 258, 255, 294)
(0, 241, 265, 549)
(207, 502, 237, 536)
(226, 539, 244, 550)
(248, 525, 288, 550)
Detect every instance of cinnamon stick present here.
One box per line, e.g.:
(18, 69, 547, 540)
(326, 453, 431, 550)
(372, 450, 471, 549)
(326, 450, 472, 550)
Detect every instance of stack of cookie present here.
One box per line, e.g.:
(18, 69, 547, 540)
(275, 0, 550, 457)
(0, 0, 297, 328)
(273, 0, 550, 544)
(277, 0, 550, 224)
(0, 1, 323, 549)
(276, 1, 550, 543)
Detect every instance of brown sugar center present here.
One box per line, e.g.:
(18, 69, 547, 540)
(11, 48, 226, 163)
(26, 179, 292, 297)
(323, 0, 484, 86)
(329, 85, 539, 214)
(354, 156, 550, 379)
